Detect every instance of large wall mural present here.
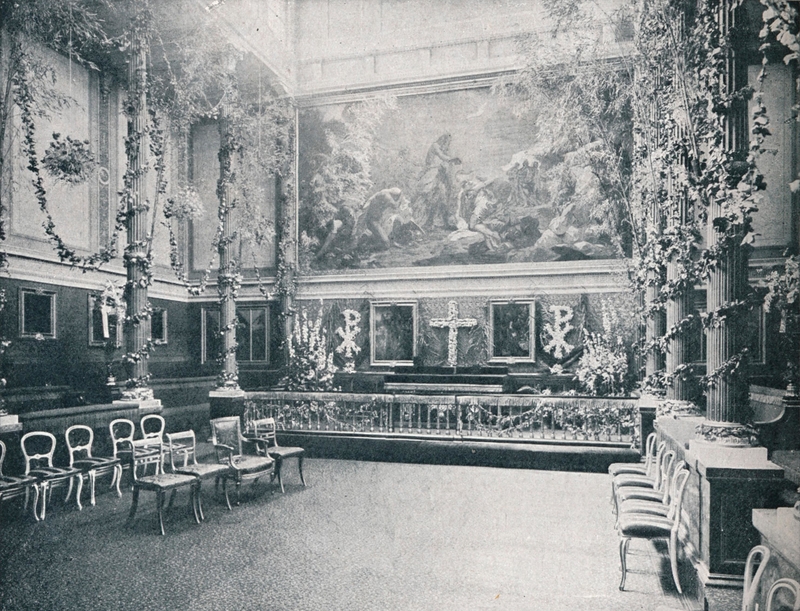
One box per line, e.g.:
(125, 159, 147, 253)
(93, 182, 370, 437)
(298, 87, 624, 273)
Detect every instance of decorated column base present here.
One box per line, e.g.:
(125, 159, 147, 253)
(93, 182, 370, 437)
(112, 386, 162, 410)
(209, 387, 246, 421)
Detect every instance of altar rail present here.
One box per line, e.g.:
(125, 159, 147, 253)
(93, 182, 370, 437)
(243, 392, 639, 444)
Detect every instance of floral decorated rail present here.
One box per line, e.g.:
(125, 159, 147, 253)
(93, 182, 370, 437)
(243, 392, 639, 445)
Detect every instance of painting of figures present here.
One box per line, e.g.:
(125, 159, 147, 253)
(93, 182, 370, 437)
(298, 87, 626, 272)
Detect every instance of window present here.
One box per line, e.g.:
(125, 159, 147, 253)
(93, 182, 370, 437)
(490, 300, 535, 363)
(202, 306, 270, 364)
(20, 289, 56, 339)
(201, 308, 220, 364)
(88, 294, 122, 347)
(150, 308, 168, 345)
(370, 301, 417, 366)
(236, 307, 269, 362)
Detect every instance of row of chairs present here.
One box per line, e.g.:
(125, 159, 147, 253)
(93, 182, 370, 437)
(610, 433, 800, 610)
(609, 432, 690, 594)
(0, 414, 306, 534)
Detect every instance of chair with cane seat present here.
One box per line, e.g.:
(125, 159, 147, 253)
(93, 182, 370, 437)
(742, 545, 771, 611)
(0, 439, 39, 521)
(21, 431, 83, 520)
(617, 466, 690, 594)
(65, 425, 122, 504)
(765, 578, 800, 611)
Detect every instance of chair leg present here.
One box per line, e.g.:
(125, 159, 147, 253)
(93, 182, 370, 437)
(30, 485, 40, 522)
(298, 456, 306, 487)
(167, 488, 177, 510)
(65, 477, 74, 503)
(114, 465, 123, 497)
(74, 475, 83, 511)
(222, 479, 232, 511)
(276, 459, 285, 493)
(191, 483, 201, 524)
(40, 482, 49, 521)
(89, 470, 97, 506)
(127, 488, 140, 525)
(669, 531, 683, 594)
(156, 490, 166, 536)
(619, 537, 630, 591)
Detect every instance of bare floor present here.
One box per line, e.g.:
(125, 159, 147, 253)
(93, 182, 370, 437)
(0, 459, 697, 611)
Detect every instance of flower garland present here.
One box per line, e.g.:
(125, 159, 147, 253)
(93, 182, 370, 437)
(335, 309, 362, 373)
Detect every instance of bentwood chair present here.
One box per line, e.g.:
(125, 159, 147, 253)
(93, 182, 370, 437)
(245, 417, 306, 493)
(617, 466, 690, 594)
(765, 578, 800, 611)
(742, 545, 771, 611)
(165, 430, 230, 520)
(608, 432, 657, 477)
(21, 431, 83, 520)
(0, 439, 39, 521)
(121, 439, 200, 535)
(210, 416, 274, 509)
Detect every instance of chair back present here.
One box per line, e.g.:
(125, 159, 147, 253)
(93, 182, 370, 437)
(666, 467, 691, 529)
(249, 417, 278, 448)
(165, 430, 198, 470)
(643, 432, 658, 477)
(109, 419, 135, 459)
(210, 417, 244, 459)
(653, 448, 675, 493)
(21, 431, 57, 474)
(0, 439, 6, 477)
(140, 414, 166, 441)
(120, 439, 164, 482)
(766, 578, 800, 611)
(65, 425, 95, 466)
(742, 545, 771, 611)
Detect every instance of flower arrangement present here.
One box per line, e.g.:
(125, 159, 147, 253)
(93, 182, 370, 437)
(575, 302, 631, 396)
(164, 185, 205, 221)
(42, 133, 96, 185)
(282, 307, 338, 391)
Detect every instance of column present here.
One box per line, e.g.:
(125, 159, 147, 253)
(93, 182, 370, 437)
(215, 104, 240, 392)
(119, 15, 155, 405)
(665, 196, 692, 402)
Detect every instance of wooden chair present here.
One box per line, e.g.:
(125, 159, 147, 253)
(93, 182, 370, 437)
(210, 416, 274, 509)
(608, 432, 657, 477)
(613, 448, 675, 515)
(765, 578, 800, 611)
(121, 439, 200, 535)
(141, 414, 189, 468)
(617, 466, 690, 594)
(65, 425, 122, 505)
(21, 431, 83, 520)
(616, 454, 682, 517)
(109, 418, 159, 482)
(245, 417, 306, 493)
(742, 545, 771, 611)
(0, 439, 39, 521)
(165, 430, 230, 520)
(611, 440, 667, 509)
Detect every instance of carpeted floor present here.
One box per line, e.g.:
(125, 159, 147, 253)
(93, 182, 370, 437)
(0, 458, 698, 611)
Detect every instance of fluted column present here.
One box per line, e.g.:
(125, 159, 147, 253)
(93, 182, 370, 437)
(665, 199, 692, 401)
(215, 104, 240, 391)
(121, 19, 152, 402)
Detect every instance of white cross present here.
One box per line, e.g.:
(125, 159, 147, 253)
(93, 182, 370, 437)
(429, 300, 477, 367)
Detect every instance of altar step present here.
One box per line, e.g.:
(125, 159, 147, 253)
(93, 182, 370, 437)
(383, 367, 509, 395)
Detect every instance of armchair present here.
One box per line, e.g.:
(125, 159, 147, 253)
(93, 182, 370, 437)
(210, 417, 274, 509)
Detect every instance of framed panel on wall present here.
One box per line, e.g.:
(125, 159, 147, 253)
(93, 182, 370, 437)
(201, 307, 220, 365)
(489, 300, 535, 363)
(19, 288, 56, 339)
(370, 301, 417, 366)
(236, 306, 270, 363)
(88, 294, 122, 347)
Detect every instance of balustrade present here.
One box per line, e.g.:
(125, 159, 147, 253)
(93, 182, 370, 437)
(243, 392, 638, 444)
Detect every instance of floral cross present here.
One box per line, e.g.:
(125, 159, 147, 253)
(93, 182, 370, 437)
(429, 301, 477, 367)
